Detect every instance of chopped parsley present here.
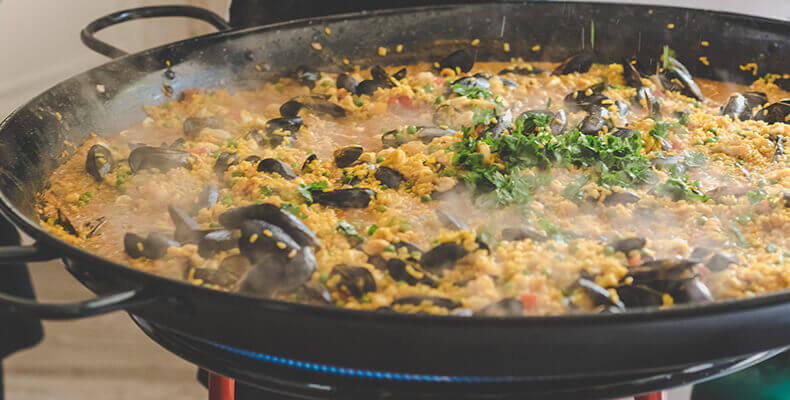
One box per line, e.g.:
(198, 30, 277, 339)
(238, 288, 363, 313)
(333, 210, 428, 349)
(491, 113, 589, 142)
(297, 181, 328, 203)
(259, 185, 273, 197)
(657, 176, 708, 202)
(335, 220, 364, 245)
(684, 151, 707, 168)
(451, 83, 493, 100)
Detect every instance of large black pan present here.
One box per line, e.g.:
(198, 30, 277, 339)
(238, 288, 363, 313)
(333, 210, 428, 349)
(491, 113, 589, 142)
(2, 1, 790, 394)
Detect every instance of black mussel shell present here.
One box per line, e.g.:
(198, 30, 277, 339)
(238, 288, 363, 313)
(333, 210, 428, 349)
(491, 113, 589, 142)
(501, 227, 546, 242)
(314, 188, 376, 209)
(328, 265, 376, 298)
(294, 65, 320, 88)
(420, 242, 468, 273)
(266, 116, 303, 136)
(371, 65, 396, 88)
(484, 110, 513, 139)
(168, 205, 201, 243)
(668, 278, 714, 304)
(614, 284, 663, 308)
(721, 93, 752, 121)
(194, 185, 220, 214)
(579, 106, 614, 135)
(436, 210, 468, 231)
(193, 255, 250, 287)
(564, 82, 608, 111)
(417, 126, 454, 144)
(578, 278, 625, 310)
(754, 100, 790, 124)
(128, 146, 193, 173)
(169, 138, 185, 151)
(391, 295, 461, 310)
(240, 246, 316, 296)
(289, 281, 333, 305)
(213, 152, 239, 178)
(381, 129, 406, 148)
(124, 232, 178, 260)
(280, 96, 346, 118)
(603, 190, 641, 206)
(659, 57, 705, 101)
(257, 158, 297, 180)
(198, 229, 239, 258)
(301, 154, 318, 173)
(625, 259, 698, 286)
(55, 209, 78, 237)
(611, 128, 637, 139)
(386, 258, 437, 287)
(553, 53, 594, 75)
(239, 220, 301, 265)
(632, 86, 661, 117)
(439, 49, 474, 73)
(334, 145, 364, 168)
(355, 79, 383, 96)
(85, 144, 114, 182)
(392, 68, 407, 81)
(622, 58, 644, 88)
(374, 166, 404, 190)
(336, 73, 358, 93)
(450, 75, 490, 91)
(743, 91, 768, 109)
(611, 237, 646, 254)
(394, 241, 423, 259)
(218, 203, 320, 248)
(244, 155, 261, 166)
(182, 116, 224, 137)
(476, 298, 523, 316)
(499, 77, 518, 87)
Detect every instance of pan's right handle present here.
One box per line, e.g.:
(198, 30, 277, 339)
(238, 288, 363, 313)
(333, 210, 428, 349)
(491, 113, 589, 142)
(80, 5, 232, 59)
(0, 242, 160, 320)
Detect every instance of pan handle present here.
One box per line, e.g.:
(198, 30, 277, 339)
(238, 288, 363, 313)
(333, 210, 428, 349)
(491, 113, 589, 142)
(0, 243, 161, 319)
(81, 5, 232, 59)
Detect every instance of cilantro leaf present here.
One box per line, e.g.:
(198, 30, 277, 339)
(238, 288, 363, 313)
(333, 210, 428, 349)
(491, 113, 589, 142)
(297, 181, 328, 203)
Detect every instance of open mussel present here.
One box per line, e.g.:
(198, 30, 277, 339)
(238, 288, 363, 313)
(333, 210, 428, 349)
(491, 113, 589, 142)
(622, 58, 645, 88)
(194, 185, 219, 214)
(501, 227, 546, 242)
(624, 259, 698, 286)
(314, 188, 376, 208)
(436, 210, 468, 231)
(564, 83, 609, 111)
(124, 232, 178, 260)
(218, 203, 320, 248)
(689, 247, 738, 272)
(85, 144, 114, 182)
(128, 146, 193, 173)
(553, 53, 594, 75)
(334, 145, 363, 168)
(182, 116, 224, 137)
(301, 154, 318, 173)
(327, 265, 376, 298)
(257, 158, 297, 180)
(518, 110, 567, 135)
(355, 79, 383, 96)
(417, 126, 455, 143)
(336, 72, 358, 93)
(386, 258, 438, 287)
(484, 109, 513, 139)
(579, 106, 614, 135)
(420, 241, 469, 273)
(374, 166, 404, 190)
(239, 245, 317, 296)
(578, 278, 624, 311)
(632, 87, 661, 117)
(213, 152, 239, 178)
(603, 190, 641, 206)
(54, 209, 78, 237)
(239, 220, 301, 264)
(438, 49, 474, 73)
(293, 65, 321, 88)
(280, 96, 346, 118)
(499, 65, 549, 75)
(659, 57, 704, 101)
(168, 205, 202, 243)
(450, 75, 490, 91)
(743, 91, 768, 109)
(721, 93, 752, 121)
(370, 65, 398, 88)
(754, 100, 790, 124)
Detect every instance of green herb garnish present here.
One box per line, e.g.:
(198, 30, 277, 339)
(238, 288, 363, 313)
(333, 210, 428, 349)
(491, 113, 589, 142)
(297, 181, 329, 203)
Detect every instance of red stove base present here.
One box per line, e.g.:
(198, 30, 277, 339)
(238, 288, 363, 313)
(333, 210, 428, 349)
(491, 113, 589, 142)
(209, 372, 235, 400)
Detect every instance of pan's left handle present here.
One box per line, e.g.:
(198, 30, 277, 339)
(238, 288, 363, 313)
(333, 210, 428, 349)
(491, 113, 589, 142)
(80, 5, 232, 59)
(0, 242, 161, 320)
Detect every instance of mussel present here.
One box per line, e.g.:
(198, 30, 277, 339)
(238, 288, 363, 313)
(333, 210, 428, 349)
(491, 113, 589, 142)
(197, 229, 239, 257)
(128, 146, 193, 174)
(213, 152, 239, 178)
(632, 86, 661, 117)
(301, 154, 318, 173)
(603, 190, 641, 206)
(314, 188, 376, 208)
(293, 65, 321, 88)
(610, 237, 646, 254)
(721, 93, 751, 121)
(564, 83, 609, 111)
(622, 58, 645, 88)
(450, 75, 490, 91)
(438, 49, 474, 73)
(218, 203, 320, 248)
(55, 208, 78, 237)
(518, 110, 567, 135)
(659, 57, 705, 101)
(193, 255, 250, 287)
(85, 144, 114, 182)
(420, 241, 469, 273)
(239, 220, 301, 264)
(579, 106, 614, 135)
(257, 158, 297, 180)
(499, 65, 549, 75)
(484, 109, 513, 139)
(336, 73, 358, 93)
(194, 185, 219, 214)
(370, 65, 398, 88)
(124, 232, 178, 260)
(355, 79, 383, 96)
(182, 116, 224, 137)
(280, 96, 346, 118)
(552, 53, 594, 75)
(578, 278, 625, 310)
(476, 298, 523, 316)
(334, 145, 364, 168)
(385, 257, 438, 287)
(374, 166, 404, 190)
(239, 246, 317, 296)
(743, 91, 768, 109)
(754, 100, 790, 124)
(328, 265, 376, 298)
(168, 205, 202, 243)
(436, 210, 468, 231)
(501, 227, 546, 242)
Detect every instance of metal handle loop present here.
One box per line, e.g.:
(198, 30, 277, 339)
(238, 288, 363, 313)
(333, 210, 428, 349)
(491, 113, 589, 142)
(80, 5, 231, 59)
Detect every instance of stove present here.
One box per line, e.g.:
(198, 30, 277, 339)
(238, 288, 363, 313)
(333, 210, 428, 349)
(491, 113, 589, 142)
(132, 315, 785, 400)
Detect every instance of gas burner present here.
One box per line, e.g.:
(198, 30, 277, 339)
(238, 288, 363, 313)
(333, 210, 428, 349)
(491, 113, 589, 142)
(132, 315, 785, 400)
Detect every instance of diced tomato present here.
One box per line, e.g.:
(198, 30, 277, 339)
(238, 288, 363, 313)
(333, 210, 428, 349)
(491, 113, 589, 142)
(434, 77, 445, 85)
(188, 147, 209, 155)
(671, 138, 682, 150)
(387, 95, 413, 108)
(337, 88, 349, 99)
(520, 293, 538, 310)
(181, 88, 199, 101)
(628, 254, 642, 267)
